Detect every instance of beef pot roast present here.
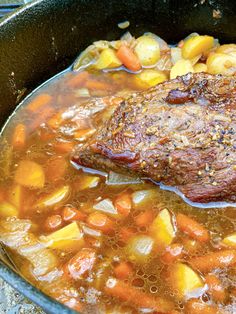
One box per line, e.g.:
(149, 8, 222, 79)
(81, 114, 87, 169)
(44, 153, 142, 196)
(72, 73, 236, 204)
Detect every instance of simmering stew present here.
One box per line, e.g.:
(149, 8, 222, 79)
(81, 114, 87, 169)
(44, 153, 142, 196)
(1, 31, 236, 313)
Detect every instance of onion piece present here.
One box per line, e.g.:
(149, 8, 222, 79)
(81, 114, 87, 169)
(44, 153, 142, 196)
(106, 171, 142, 185)
(93, 198, 118, 216)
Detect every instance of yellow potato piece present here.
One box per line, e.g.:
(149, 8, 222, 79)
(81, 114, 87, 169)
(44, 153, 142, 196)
(36, 185, 70, 208)
(194, 62, 207, 73)
(207, 52, 236, 75)
(8, 184, 23, 208)
(222, 233, 236, 247)
(134, 35, 160, 66)
(75, 175, 100, 191)
(150, 208, 175, 251)
(42, 222, 84, 251)
(182, 35, 214, 59)
(216, 44, 236, 58)
(136, 69, 167, 88)
(168, 263, 205, 299)
(15, 160, 45, 188)
(170, 59, 194, 79)
(95, 48, 122, 69)
(0, 201, 18, 217)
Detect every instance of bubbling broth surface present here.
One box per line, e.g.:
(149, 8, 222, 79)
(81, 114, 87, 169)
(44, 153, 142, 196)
(0, 32, 236, 314)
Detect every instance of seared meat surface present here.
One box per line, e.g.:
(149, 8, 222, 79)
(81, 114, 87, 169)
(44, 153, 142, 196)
(72, 73, 236, 204)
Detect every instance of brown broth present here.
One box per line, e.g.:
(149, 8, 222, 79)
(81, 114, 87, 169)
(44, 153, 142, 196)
(0, 65, 236, 314)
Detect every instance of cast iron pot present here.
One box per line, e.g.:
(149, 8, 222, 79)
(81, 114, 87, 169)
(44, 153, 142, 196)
(0, 0, 236, 313)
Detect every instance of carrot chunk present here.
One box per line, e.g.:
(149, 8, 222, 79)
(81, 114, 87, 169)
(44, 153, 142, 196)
(189, 250, 236, 273)
(67, 71, 89, 88)
(86, 79, 113, 91)
(64, 248, 96, 280)
(46, 156, 68, 182)
(176, 213, 210, 242)
(44, 214, 63, 231)
(27, 94, 52, 112)
(119, 227, 136, 243)
(62, 206, 87, 222)
(185, 298, 218, 314)
(205, 274, 227, 303)
(105, 278, 174, 312)
(12, 124, 26, 149)
(134, 209, 155, 227)
(161, 243, 183, 264)
(114, 192, 132, 217)
(87, 212, 115, 234)
(116, 45, 142, 72)
(114, 261, 133, 280)
(53, 140, 75, 154)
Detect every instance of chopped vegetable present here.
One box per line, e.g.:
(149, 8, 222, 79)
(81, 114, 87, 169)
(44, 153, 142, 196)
(106, 171, 142, 185)
(185, 299, 218, 314)
(67, 71, 89, 88)
(41, 221, 84, 251)
(44, 214, 63, 231)
(35, 185, 70, 209)
(161, 243, 183, 264)
(12, 124, 26, 149)
(127, 235, 154, 262)
(135, 69, 167, 87)
(134, 35, 160, 66)
(116, 45, 141, 72)
(171, 47, 182, 64)
(93, 198, 118, 216)
(87, 212, 115, 234)
(105, 278, 174, 312)
(15, 160, 45, 188)
(134, 209, 155, 227)
(53, 140, 75, 154)
(95, 48, 122, 69)
(170, 59, 194, 79)
(0, 201, 18, 217)
(132, 189, 156, 207)
(176, 213, 210, 242)
(27, 93, 52, 112)
(182, 35, 214, 59)
(74, 174, 100, 191)
(64, 248, 96, 280)
(205, 274, 227, 303)
(150, 209, 175, 250)
(207, 52, 236, 75)
(221, 232, 236, 247)
(62, 206, 87, 222)
(189, 250, 236, 272)
(114, 261, 133, 280)
(114, 192, 132, 217)
(46, 156, 68, 182)
(167, 262, 205, 299)
(194, 62, 207, 72)
(47, 112, 64, 129)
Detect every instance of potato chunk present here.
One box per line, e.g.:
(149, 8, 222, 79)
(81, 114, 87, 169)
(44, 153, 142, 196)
(135, 69, 167, 87)
(42, 221, 84, 251)
(170, 59, 194, 79)
(221, 232, 236, 247)
(95, 48, 122, 69)
(182, 35, 214, 59)
(207, 52, 236, 75)
(134, 35, 160, 66)
(15, 160, 45, 188)
(127, 235, 154, 262)
(35, 185, 70, 209)
(168, 263, 205, 299)
(150, 209, 175, 251)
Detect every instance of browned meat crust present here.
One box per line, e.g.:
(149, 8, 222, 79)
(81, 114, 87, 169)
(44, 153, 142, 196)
(72, 73, 236, 204)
